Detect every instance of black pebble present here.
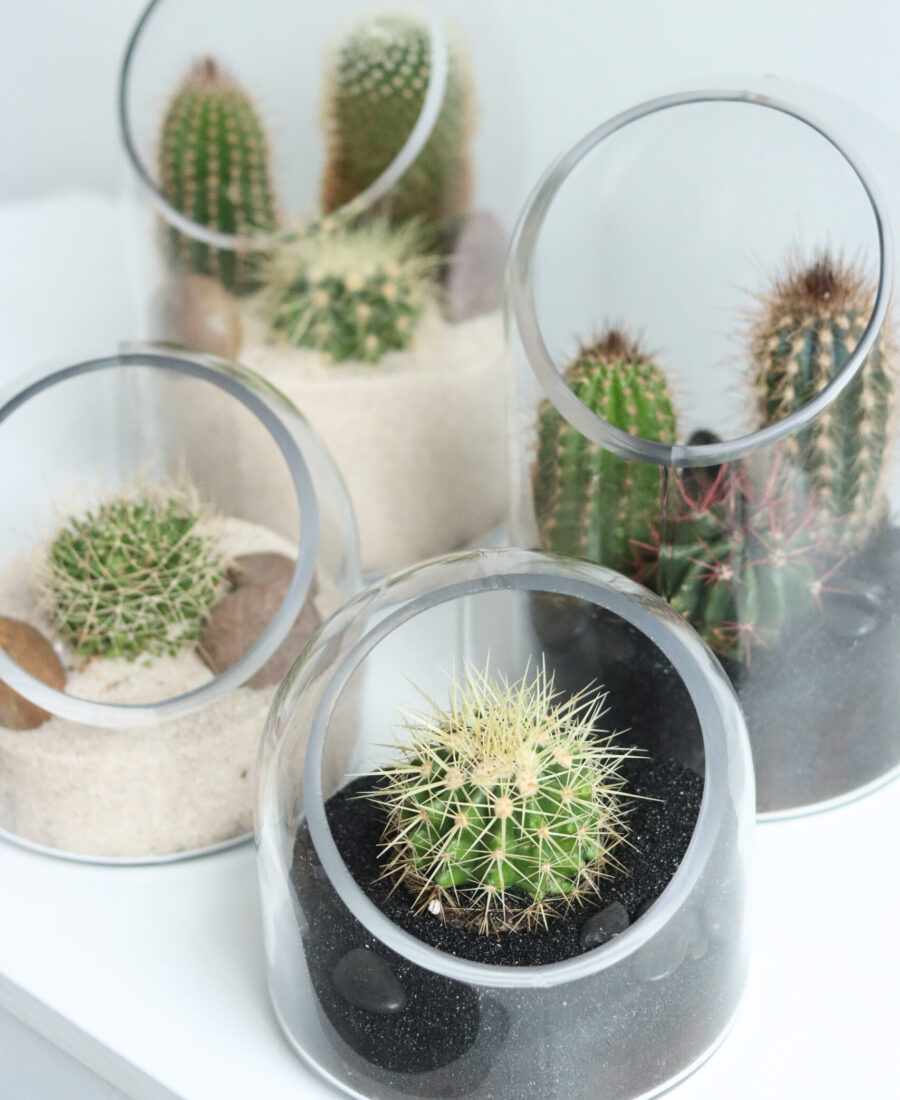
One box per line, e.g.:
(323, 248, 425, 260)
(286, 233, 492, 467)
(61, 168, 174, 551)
(579, 901, 630, 949)
(821, 578, 885, 640)
(332, 948, 407, 1015)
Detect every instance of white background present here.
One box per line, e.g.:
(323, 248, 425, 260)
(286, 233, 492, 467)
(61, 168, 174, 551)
(2, 0, 899, 205)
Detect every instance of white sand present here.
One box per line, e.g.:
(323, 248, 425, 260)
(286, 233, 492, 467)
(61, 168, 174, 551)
(0, 517, 321, 860)
(239, 307, 507, 574)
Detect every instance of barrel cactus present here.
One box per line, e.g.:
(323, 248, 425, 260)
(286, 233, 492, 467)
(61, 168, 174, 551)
(320, 12, 475, 231)
(748, 252, 897, 554)
(532, 330, 677, 572)
(367, 663, 633, 935)
(39, 492, 228, 660)
(158, 58, 279, 292)
(258, 218, 433, 363)
(650, 458, 821, 663)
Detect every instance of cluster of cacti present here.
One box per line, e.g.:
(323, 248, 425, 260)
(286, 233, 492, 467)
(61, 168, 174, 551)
(645, 459, 822, 664)
(158, 58, 279, 292)
(39, 492, 228, 660)
(259, 218, 433, 363)
(367, 663, 633, 934)
(532, 330, 677, 572)
(321, 12, 475, 231)
(748, 252, 896, 554)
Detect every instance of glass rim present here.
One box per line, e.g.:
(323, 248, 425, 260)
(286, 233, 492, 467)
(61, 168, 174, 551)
(0, 351, 320, 729)
(117, 0, 452, 250)
(296, 548, 743, 989)
(507, 87, 894, 469)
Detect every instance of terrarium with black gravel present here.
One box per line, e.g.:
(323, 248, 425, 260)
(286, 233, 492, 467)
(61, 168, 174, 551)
(507, 88, 900, 817)
(255, 548, 753, 1099)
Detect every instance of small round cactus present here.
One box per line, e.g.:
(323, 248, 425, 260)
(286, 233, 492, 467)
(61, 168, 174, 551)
(367, 664, 633, 934)
(321, 12, 475, 230)
(39, 492, 228, 660)
(533, 330, 677, 571)
(259, 219, 434, 363)
(748, 251, 897, 554)
(158, 57, 279, 292)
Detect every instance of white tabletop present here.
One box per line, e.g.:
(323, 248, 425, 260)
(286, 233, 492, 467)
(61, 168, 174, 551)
(1, 775, 898, 1100)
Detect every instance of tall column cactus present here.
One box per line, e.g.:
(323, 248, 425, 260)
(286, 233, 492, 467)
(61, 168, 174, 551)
(320, 12, 475, 230)
(158, 58, 279, 292)
(532, 330, 677, 572)
(650, 458, 822, 664)
(748, 252, 896, 554)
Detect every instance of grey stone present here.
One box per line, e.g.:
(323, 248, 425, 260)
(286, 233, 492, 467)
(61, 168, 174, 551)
(631, 908, 694, 982)
(332, 948, 407, 1015)
(821, 578, 886, 640)
(703, 896, 741, 945)
(579, 901, 630, 950)
(443, 211, 507, 323)
(150, 274, 242, 359)
(632, 931, 690, 982)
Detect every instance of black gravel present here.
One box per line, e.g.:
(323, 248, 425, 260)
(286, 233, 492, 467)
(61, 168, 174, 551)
(291, 754, 703, 1081)
(321, 756, 703, 967)
(720, 523, 900, 812)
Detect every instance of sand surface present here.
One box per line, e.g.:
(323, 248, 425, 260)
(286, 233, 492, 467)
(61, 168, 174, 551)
(0, 517, 311, 859)
(239, 307, 507, 574)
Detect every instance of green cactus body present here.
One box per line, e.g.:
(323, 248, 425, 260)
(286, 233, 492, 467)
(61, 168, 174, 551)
(654, 461, 820, 663)
(159, 58, 279, 292)
(368, 664, 632, 934)
(532, 332, 677, 572)
(750, 254, 896, 554)
(39, 493, 228, 660)
(259, 218, 433, 363)
(321, 13, 474, 229)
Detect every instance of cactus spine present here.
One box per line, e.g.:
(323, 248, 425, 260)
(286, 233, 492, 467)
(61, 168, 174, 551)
(367, 664, 633, 935)
(258, 218, 433, 363)
(532, 331, 677, 571)
(651, 459, 821, 663)
(39, 491, 228, 660)
(321, 13, 475, 230)
(749, 252, 896, 554)
(159, 58, 279, 292)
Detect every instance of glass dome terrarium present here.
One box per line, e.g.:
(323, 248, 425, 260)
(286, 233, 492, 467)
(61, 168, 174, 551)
(118, 0, 522, 575)
(256, 548, 753, 1100)
(0, 350, 359, 862)
(507, 87, 899, 819)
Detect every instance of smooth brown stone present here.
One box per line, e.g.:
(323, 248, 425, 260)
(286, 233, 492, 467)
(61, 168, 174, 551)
(150, 274, 242, 358)
(227, 552, 294, 591)
(0, 617, 66, 730)
(200, 554, 321, 689)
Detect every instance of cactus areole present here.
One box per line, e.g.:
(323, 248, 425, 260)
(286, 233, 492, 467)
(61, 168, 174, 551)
(365, 664, 634, 935)
(321, 12, 474, 229)
(533, 330, 677, 571)
(158, 58, 279, 292)
(749, 252, 896, 554)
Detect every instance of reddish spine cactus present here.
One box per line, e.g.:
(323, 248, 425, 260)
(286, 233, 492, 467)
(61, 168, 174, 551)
(644, 456, 823, 663)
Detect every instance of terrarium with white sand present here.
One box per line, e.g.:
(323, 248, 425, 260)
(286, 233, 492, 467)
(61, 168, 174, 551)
(0, 351, 359, 862)
(119, 0, 521, 573)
